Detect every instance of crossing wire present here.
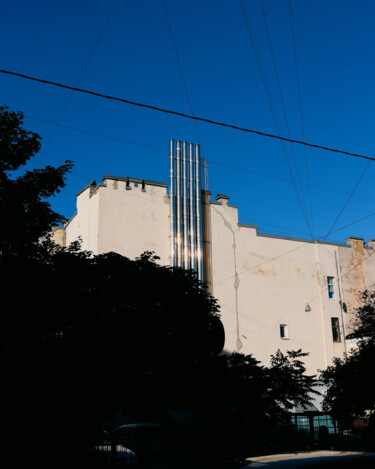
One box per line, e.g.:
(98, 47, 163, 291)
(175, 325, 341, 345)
(1, 68, 374, 161)
(239, 0, 313, 238)
(288, 0, 316, 239)
(260, 0, 311, 235)
(24, 114, 375, 204)
(36, 0, 119, 160)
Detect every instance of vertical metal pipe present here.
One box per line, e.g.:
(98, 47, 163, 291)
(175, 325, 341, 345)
(189, 143, 196, 272)
(169, 139, 176, 267)
(182, 142, 190, 269)
(195, 144, 203, 281)
(176, 140, 183, 267)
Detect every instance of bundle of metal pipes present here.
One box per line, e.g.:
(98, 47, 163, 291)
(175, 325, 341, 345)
(169, 139, 203, 281)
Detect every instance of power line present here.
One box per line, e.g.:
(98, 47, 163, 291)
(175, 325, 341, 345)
(1, 68, 373, 162)
(205, 159, 375, 202)
(260, 0, 311, 236)
(37, 0, 119, 159)
(288, 0, 315, 239)
(162, 0, 201, 145)
(25, 115, 167, 153)
(240, 0, 313, 237)
(23, 116, 375, 244)
(23, 114, 375, 203)
(324, 160, 372, 240)
(161, 0, 216, 195)
(328, 209, 375, 237)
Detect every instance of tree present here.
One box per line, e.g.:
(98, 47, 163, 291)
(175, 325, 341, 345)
(320, 288, 375, 441)
(1, 106, 319, 464)
(0, 105, 72, 259)
(181, 349, 319, 458)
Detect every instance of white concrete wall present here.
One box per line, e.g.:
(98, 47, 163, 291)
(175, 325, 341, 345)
(210, 200, 351, 374)
(65, 177, 170, 264)
(61, 177, 375, 375)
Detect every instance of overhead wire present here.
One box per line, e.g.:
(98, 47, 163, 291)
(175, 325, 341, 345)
(162, 0, 215, 195)
(239, 0, 313, 238)
(323, 159, 373, 240)
(1, 69, 374, 162)
(36, 0, 119, 160)
(162, 0, 201, 145)
(328, 209, 375, 237)
(204, 159, 375, 202)
(288, 0, 315, 238)
(260, 0, 311, 235)
(24, 114, 375, 204)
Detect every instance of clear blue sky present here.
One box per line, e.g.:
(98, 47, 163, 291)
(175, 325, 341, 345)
(2, 0, 375, 244)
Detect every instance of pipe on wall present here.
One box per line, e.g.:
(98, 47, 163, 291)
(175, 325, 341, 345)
(170, 139, 203, 281)
(176, 141, 183, 267)
(169, 139, 176, 267)
(195, 144, 203, 281)
(188, 142, 196, 272)
(182, 142, 190, 270)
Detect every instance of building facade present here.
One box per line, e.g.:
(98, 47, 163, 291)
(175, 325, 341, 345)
(53, 140, 375, 376)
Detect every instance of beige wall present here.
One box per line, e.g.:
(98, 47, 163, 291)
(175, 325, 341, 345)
(59, 177, 375, 375)
(210, 199, 374, 373)
(338, 237, 375, 334)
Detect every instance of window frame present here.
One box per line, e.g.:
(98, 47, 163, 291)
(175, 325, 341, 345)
(331, 317, 341, 342)
(327, 276, 336, 299)
(280, 324, 289, 340)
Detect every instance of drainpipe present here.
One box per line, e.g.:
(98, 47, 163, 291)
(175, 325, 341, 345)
(335, 249, 347, 354)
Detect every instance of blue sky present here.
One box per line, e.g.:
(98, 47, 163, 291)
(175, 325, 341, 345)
(2, 0, 375, 244)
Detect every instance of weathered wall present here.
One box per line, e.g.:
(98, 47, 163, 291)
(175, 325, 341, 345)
(209, 198, 372, 374)
(338, 237, 375, 333)
(60, 176, 375, 375)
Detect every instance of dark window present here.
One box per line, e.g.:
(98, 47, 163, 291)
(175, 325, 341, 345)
(280, 324, 288, 339)
(331, 318, 341, 342)
(327, 276, 335, 299)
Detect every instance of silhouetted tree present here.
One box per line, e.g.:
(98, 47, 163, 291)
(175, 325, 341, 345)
(0, 105, 72, 260)
(1, 107, 319, 465)
(320, 288, 375, 442)
(189, 349, 318, 457)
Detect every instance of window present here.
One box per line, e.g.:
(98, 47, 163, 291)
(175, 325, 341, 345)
(327, 276, 335, 299)
(331, 318, 341, 342)
(280, 324, 288, 339)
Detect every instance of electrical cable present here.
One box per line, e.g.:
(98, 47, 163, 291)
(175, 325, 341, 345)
(1, 68, 373, 161)
(161, 1, 218, 196)
(162, 0, 201, 145)
(36, 0, 119, 160)
(288, 0, 315, 239)
(323, 160, 372, 240)
(327, 195, 375, 236)
(260, 0, 311, 235)
(204, 159, 375, 202)
(24, 114, 375, 203)
(239, 0, 313, 238)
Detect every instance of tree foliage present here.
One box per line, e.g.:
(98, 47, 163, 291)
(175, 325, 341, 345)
(0, 105, 73, 258)
(1, 106, 320, 464)
(190, 349, 318, 457)
(320, 288, 375, 427)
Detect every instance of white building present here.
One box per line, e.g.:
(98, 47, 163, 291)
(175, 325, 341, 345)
(54, 140, 375, 376)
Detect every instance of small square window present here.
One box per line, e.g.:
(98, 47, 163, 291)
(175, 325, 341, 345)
(331, 318, 341, 342)
(327, 276, 335, 299)
(280, 324, 288, 339)
(134, 182, 138, 188)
